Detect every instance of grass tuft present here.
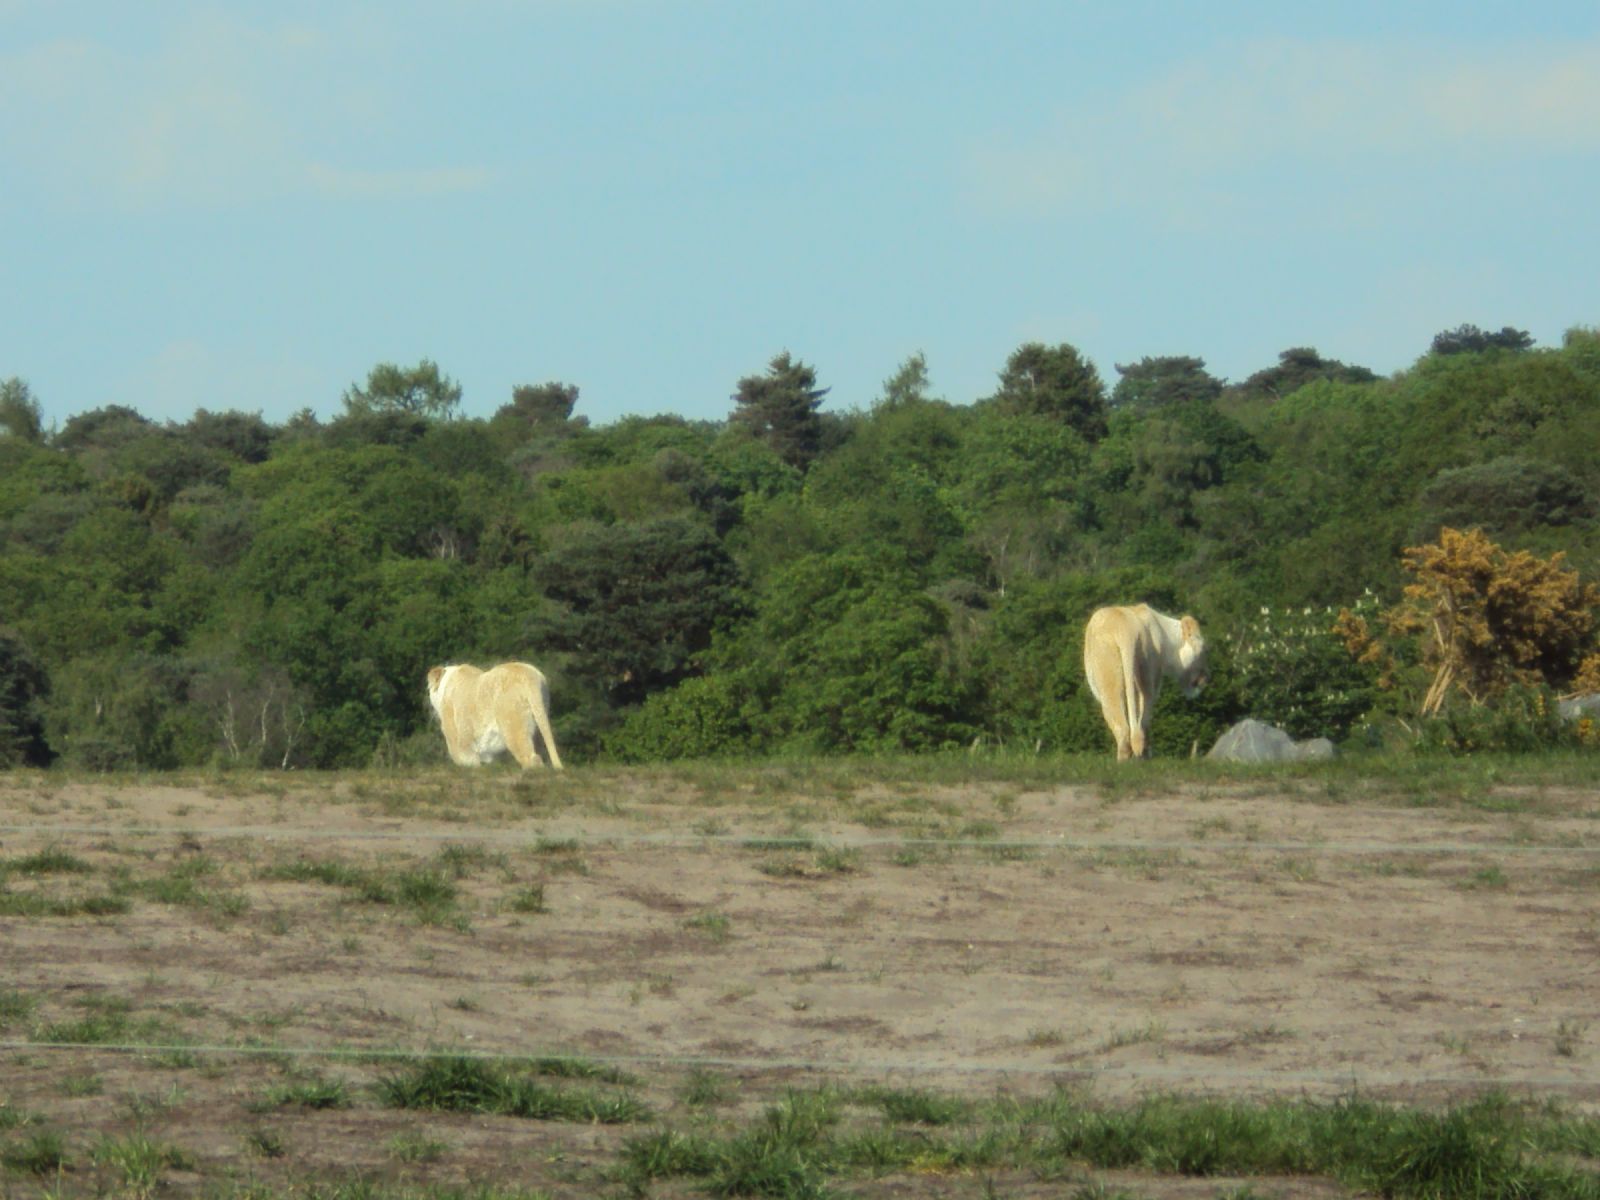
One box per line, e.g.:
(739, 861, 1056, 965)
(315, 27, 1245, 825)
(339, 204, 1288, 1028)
(376, 1056, 648, 1124)
(2, 1129, 69, 1175)
(8, 847, 93, 875)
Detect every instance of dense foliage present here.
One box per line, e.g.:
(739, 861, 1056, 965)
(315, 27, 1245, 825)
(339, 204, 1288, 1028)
(4, 326, 1599, 768)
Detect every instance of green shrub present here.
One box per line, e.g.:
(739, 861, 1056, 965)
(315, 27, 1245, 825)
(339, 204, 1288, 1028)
(1421, 685, 1576, 754)
(1234, 600, 1378, 740)
(607, 674, 751, 762)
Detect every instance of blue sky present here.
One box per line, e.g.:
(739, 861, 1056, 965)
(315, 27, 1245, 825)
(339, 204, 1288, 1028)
(3, 2, 1597, 429)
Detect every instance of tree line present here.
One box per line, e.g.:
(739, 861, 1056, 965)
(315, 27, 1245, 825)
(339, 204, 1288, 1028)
(3, 322, 1599, 769)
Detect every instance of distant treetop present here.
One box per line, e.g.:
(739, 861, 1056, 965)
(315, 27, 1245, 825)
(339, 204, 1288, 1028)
(1230, 347, 1378, 403)
(989, 342, 1109, 441)
(1430, 324, 1535, 356)
(341, 359, 463, 420)
(730, 352, 830, 472)
(1111, 355, 1223, 411)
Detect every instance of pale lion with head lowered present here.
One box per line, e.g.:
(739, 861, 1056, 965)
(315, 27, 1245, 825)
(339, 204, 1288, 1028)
(1083, 604, 1207, 761)
(426, 662, 564, 769)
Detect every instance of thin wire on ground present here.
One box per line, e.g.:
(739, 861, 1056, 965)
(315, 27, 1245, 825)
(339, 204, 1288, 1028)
(3, 1037, 1596, 1093)
(2, 823, 1597, 857)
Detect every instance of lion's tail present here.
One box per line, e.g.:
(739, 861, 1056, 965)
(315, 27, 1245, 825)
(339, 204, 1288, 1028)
(1120, 636, 1146, 753)
(529, 676, 563, 770)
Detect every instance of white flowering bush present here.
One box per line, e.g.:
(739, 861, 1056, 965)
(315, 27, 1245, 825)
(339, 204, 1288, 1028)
(1233, 596, 1380, 741)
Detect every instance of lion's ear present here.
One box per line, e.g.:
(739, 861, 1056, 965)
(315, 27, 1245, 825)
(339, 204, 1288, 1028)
(1180, 616, 1201, 643)
(427, 667, 445, 689)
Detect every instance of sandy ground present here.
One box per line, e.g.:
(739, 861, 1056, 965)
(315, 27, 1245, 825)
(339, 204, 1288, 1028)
(1, 765, 1597, 1197)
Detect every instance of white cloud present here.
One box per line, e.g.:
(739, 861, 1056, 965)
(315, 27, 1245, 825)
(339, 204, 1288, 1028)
(965, 37, 1600, 220)
(1135, 38, 1600, 160)
(0, 13, 489, 209)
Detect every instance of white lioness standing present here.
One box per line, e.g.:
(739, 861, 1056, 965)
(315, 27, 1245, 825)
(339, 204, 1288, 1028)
(1083, 604, 1207, 761)
(426, 662, 564, 769)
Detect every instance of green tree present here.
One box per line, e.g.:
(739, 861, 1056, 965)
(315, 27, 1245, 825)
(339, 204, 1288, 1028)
(1229, 347, 1378, 403)
(0, 626, 51, 765)
(989, 342, 1108, 441)
(723, 552, 975, 753)
(729, 352, 830, 472)
(53, 404, 153, 451)
(184, 409, 275, 463)
(342, 360, 463, 419)
(497, 382, 580, 431)
(1234, 603, 1377, 740)
(0, 378, 45, 443)
(875, 352, 936, 410)
(44, 654, 206, 770)
(1110, 355, 1222, 412)
(1413, 457, 1592, 542)
(1430, 324, 1534, 356)
(530, 517, 744, 708)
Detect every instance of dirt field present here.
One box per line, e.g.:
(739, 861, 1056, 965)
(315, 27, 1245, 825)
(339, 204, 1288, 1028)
(1, 764, 1597, 1197)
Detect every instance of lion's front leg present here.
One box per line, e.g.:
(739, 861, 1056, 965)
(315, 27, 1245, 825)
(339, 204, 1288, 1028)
(442, 711, 484, 767)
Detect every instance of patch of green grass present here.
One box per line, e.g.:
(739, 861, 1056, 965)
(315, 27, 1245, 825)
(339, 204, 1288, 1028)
(0, 989, 39, 1029)
(1554, 1019, 1588, 1058)
(264, 857, 368, 889)
(257, 1074, 351, 1110)
(91, 1132, 192, 1193)
(755, 854, 812, 878)
(389, 1130, 450, 1163)
(376, 1056, 648, 1124)
(984, 842, 1037, 863)
(529, 838, 589, 874)
(741, 836, 815, 852)
(679, 1068, 732, 1108)
(1101, 1020, 1167, 1051)
(435, 842, 502, 877)
(33, 1005, 168, 1047)
(2, 1129, 69, 1175)
(815, 846, 859, 874)
(891, 841, 952, 867)
(8, 846, 93, 875)
(523, 1057, 636, 1086)
(620, 1086, 1600, 1200)
(263, 856, 459, 922)
(119, 855, 249, 917)
(855, 1086, 971, 1126)
(756, 845, 860, 879)
(683, 912, 732, 942)
(391, 866, 458, 910)
(506, 883, 546, 914)
(242, 1126, 286, 1159)
(0, 888, 130, 917)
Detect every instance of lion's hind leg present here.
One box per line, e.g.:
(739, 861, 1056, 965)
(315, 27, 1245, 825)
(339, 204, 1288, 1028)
(1086, 652, 1136, 761)
(1102, 693, 1136, 761)
(494, 696, 544, 769)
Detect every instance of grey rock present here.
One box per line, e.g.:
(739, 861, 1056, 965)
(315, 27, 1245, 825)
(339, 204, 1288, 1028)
(1557, 693, 1600, 721)
(1207, 718, 1337, 763)
(1291, 737, 1337, 761)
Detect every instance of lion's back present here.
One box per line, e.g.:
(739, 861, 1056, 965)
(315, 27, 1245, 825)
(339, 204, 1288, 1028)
(1085, 604, 1153, 655)
(1084, 605, 1158, 695)
(478, 662, 545, 702)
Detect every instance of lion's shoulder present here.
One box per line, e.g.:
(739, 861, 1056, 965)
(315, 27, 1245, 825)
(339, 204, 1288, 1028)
(481, 662, 544, 686)
(1086, 603, 1156, 636)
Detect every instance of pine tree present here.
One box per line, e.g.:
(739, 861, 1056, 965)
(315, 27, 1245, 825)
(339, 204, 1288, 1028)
(730, 353, 830, 471)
